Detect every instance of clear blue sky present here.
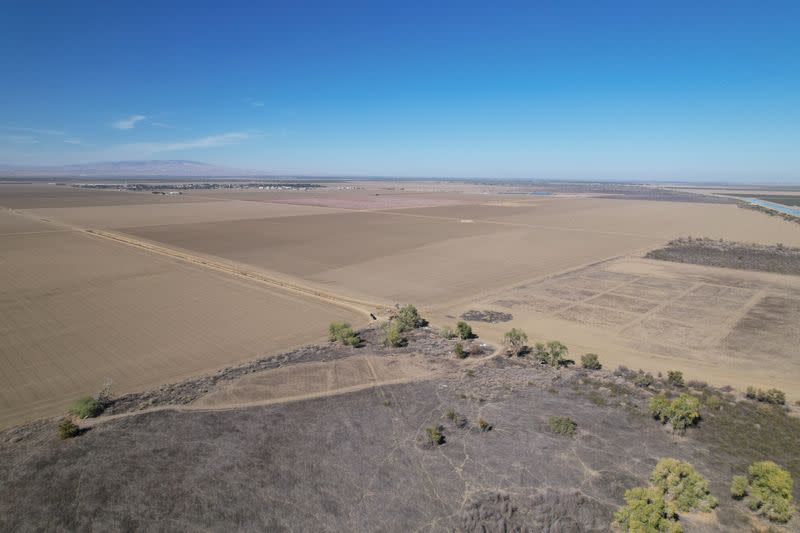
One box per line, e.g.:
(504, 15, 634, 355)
(1, 1, 798, 181)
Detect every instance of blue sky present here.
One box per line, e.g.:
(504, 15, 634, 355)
(1, 1, 799, 181)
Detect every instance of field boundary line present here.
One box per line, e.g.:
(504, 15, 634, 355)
(83, 228, 385, 319)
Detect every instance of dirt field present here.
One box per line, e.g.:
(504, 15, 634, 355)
(3, 182, 800, 426)
(448, 256, 800, 400)
(0, 211, 362, 427)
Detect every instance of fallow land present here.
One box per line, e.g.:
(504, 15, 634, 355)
(2, 180, 800, 428)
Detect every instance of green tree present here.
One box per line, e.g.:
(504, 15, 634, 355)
(534, 341, 569, 367)
(328, 321, 360, 346)
(614, 486, 682, 533)
(69, 396, 104, 419)
(730, 475, 748, 499)
(395, 304, 425, 331)
(456, 321, 473, 340)
(383, 321, 406, 347)
(649, 393, 701, 431)
(667, 371, 684, 387)
(58, 418, 80, 439)
(746, 461, 794, 523)
(649, 458, 718, 512)
(502, 328, 528, 356)
(581, 353, 602, 370)
(454, 342, 467, 359)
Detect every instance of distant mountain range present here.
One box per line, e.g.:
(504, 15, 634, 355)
(0, 160, 265, 177)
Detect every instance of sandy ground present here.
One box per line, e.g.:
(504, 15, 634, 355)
(2, 182, 799, 425)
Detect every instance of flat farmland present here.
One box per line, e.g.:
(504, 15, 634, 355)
(21, 199, 347, 229)
(0, 183, 213, 209)
(452, 256, 800, 400)
(0, 228, 361, 427)
(4, 182, 800, 425)
(120, 210, 657, 304)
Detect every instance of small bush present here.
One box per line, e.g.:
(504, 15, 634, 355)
(650, 458, 718, 512)
(440, 326, 456, 339)
(650, 393, 701, 431)
(456, 321, 473, 340)
(547, 416, 577, 436)
(445, 409, 458, 422)
(395, 304, 425, 331)
(478, 418, 492, 432)
(58, 418, 80, 439)
(502, 328, 528, 356)
(746, 461, 794, 523)
(667, 371, 684, 387)
(534, 341, 569, 367)
(69, 396, 104, 419)
(454, 342, 467, 359)
(581, 353, 602, 370)
(382, 321, 406, 347)
(747, 386, 786, 405)
(634, 372, 655, 388)
(704, 394, 723, 411)
(329, 321, 360, 346)
(426, 425, 445, 446)
(730, 475, 748, 499)
(614, 486, 682, 533)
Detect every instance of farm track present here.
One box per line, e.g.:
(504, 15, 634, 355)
(83, 228, 386, 319)
(79, 373, 435, 430)
(6, 207, 385, 319)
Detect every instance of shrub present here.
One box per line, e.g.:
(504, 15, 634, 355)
(395, 304, 425, 331)
(58, 418, 80, 439)
(329, 321, 360, 346)
(581, 353, 602, 370)
(747, 387, 786, 405)
(456, 321, 473, 340)
(704, 394, 722, 411)
(667, 371, 684, 387)
(547, 416, 577, 436)
(534, 341, 569, 367)
(440, 326, 456, 339)
(454, 342, 467, 359)
(383, 321, 406, 347)
(478, 418, 492, 432)
(649, 458, 718, 512)
(761, 389, 786, 405)
(650, 393, 701, 431)
(730, 475, 748, 499)
(426, 425, 445, 446)
(634, 372, 655, 388)
(746, 461, 794, 523)
(69, 396, 104, 419)
(502, 328, 528, 356)
(614, 486, 682, 533)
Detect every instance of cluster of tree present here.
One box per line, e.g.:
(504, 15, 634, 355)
(731, 461, 794, 523)
(615, 459, 717, 533)
(649, 393, 701, 431)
